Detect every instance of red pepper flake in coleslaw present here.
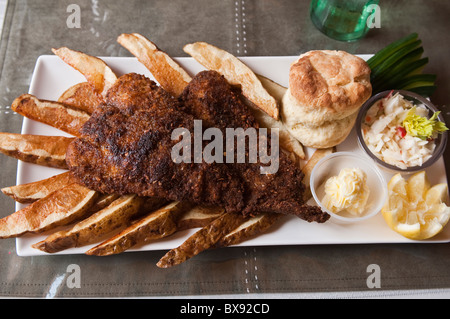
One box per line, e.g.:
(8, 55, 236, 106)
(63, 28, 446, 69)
(361, 93, 443, 169)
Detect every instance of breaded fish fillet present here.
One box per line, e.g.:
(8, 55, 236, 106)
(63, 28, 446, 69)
(66, 71, 329, 223)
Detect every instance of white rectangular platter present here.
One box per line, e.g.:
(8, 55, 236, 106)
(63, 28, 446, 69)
(15, 55, 450, 256)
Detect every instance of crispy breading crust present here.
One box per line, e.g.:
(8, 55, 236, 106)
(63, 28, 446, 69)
(180, 71, 329, 223)
(66, 73, 245, 214)
(67, 71, 329, 223)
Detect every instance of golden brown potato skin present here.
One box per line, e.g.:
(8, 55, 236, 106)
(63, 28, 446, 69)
(2, 171, 76, 203)
(118, 33, 192, 98)
(52, 47, 117, 98)
(157, 211, 248, 268)
(58, 82, 104, 114)
(33, 194, 145, 253)
(0, 133, 74, 169)
(11, 94, 90, 137)
(86, 201, 191, 256)
(215, 212, 282, 248)
(184, 42, 279, 120)
(0, 183, 98, 239)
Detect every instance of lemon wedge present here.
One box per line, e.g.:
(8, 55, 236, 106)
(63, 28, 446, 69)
(382, 171, 450, 240)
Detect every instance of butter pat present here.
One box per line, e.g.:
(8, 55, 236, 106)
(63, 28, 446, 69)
(322, 168, 370, 216)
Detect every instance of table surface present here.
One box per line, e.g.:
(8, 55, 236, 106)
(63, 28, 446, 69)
(0, 0, 449, 298)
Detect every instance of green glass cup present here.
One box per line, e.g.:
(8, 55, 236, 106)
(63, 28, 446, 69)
(310, 0, 380, 42)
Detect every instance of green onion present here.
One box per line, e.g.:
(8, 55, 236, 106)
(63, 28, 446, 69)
(397, 74, 437, 90)
(370, 40, 422, 78)
(370, 47, 424, 88)
(367, 33, 437, 97)
(367, 33, 419, 70)
(374, 58, 429, 92)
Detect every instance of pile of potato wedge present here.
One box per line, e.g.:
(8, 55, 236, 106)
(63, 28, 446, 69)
(0, 33, 333, 267)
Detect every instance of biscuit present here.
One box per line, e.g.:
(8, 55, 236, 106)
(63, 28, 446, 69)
(281, 50, 371, 148)
(286, 111, 358, 149)
(284, 50, 371, 125)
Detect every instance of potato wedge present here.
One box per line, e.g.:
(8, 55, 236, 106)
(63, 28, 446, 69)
(139, 196, 170, 213)
(157, 212, 248, 268)
(117, 33, 192, 97)
(256, 74, 287, 103)
(88, 194, 120, 213)
(11, 94, 90, 137)
(244, 101, 305, 160)
(177, 205, 224, 230)
(215, 212, 283, 248)
(184, 42, 279, 119)
(33, 194, 144, 253)
(0, 132, 74, 168)
(52, 47, 117, 98)
(0, 183, 98, 239)
(2, 171, 76, 203)
(86, 201, 192, 256)
(302, 147, 335, 201)
(240, 74, 305, 160)
(58, 82, 103, 114)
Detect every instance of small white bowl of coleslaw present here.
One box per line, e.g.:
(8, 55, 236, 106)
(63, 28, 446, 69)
(356, 90, 448, 174)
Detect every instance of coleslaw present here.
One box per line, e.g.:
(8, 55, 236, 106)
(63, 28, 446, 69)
(361, 92, 447, 169)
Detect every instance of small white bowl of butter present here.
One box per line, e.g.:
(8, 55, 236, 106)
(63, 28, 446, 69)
(310, 152, 388, 224)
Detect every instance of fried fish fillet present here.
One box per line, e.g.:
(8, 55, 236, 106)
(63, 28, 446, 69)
(179, 71, 328, 222)
(66, 71, 329, 223)
(66, 73, 245, 214)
